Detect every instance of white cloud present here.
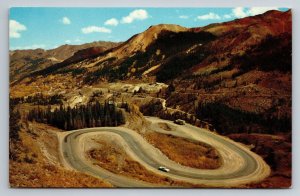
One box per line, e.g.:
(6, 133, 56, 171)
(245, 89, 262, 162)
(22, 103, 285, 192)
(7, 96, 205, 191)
(248, 7, 279, 16)
(64, 39, 82, 44)
(121, 9, 149, 24)
(179, 15, 189, 19)
(196, 12, 221, 20)
(74, 38, 81, 43)
(52, 45, 59, 49)
(232, 7, 248, 18)
(81, 26, 111, 34)
(232, 7, 279, 18)
(11, 44, 46, 50)
(9, 20, 27, 38)
(61, 17, 71, 25)
(223, 14, 232, 19)
(105, 18, 119, 26)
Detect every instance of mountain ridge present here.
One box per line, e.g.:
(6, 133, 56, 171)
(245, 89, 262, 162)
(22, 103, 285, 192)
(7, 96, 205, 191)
(11, 10, 291, 84)
(9, 9, 292, 188)
(10, 9, 291, 132)
(10, 41, 121, 82)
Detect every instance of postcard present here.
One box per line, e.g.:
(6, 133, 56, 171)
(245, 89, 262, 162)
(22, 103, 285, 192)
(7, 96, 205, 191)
(9, 7, 292, 188)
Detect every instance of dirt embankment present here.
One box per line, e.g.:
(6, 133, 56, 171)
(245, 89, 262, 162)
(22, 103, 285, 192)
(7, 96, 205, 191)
(9, 161, 112, 188)
(9, 122, 112, 188)
(145, 132, 221, 169)
(228, 133, 291, 188)
(87, 138, 197, 187)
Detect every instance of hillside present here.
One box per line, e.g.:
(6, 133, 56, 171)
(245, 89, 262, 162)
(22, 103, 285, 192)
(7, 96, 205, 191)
(9, 9, 292, 188)
(10, 10, 291, 135)
(10, 41, 120, 82)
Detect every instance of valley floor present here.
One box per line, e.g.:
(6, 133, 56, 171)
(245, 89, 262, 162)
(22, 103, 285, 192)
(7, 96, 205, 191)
(9, 82, 291, 188)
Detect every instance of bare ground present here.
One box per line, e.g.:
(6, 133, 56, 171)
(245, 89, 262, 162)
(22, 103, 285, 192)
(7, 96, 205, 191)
(145, 132, 221, 169)
(86, 138, 198, 187)
(228, 133, 291, 188)
(9, 122, 112, 188)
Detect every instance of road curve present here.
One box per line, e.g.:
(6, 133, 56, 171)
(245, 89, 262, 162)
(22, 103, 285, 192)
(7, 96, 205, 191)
(58, 117, 270, 187)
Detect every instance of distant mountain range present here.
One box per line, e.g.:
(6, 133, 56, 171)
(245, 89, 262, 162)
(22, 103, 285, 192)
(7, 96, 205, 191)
(12, 10, 291, 82)
(10, 9, 291, 133)
(10, 41, 121, 82)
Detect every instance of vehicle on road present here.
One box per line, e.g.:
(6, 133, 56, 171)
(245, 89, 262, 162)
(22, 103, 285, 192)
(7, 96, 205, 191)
(158, 166, 170, 172)
(61, 117, 271, 187)
(174, 119, 185, 125)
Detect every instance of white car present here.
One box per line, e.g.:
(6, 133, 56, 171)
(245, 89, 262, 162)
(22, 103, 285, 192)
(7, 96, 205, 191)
(158, 166, 170, 172)
(174, 119, 185, 125)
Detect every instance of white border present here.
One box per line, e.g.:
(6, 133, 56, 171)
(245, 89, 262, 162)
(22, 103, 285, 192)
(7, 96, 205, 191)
(1, 0, 299, 196)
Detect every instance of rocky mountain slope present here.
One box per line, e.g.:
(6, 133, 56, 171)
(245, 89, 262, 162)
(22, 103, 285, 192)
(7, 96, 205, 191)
(9, 9, 292, 188)
(10, 41, 120, 82)
(10, 9, 291, 135)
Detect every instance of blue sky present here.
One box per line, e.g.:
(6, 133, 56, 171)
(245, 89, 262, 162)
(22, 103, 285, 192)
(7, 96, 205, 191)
(9, 7, 288, 50)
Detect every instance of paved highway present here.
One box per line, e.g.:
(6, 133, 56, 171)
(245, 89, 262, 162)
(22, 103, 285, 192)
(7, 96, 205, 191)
(58, 117, 270, 187)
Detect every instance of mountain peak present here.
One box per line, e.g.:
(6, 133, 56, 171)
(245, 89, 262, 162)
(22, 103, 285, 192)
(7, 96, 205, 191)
(196, 9, 291, 37)
(109, 24, 187, 58)
(147, 24, 187, 33)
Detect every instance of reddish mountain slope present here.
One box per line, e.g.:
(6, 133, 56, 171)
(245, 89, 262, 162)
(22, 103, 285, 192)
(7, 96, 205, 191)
(11, 9, 292, 135)
(10, 41, 120, 82)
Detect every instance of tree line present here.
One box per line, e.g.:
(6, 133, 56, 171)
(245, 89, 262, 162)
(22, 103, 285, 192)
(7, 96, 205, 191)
(27, 101, 126, 131)
(9, 98, 22, 161)
(11, 93, 63, 105)
(9, 98, 21, 141)
(195, 102, 291, 135)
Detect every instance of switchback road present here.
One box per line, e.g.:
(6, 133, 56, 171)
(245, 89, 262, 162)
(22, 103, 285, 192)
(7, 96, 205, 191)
(58, 117, 270, 187)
